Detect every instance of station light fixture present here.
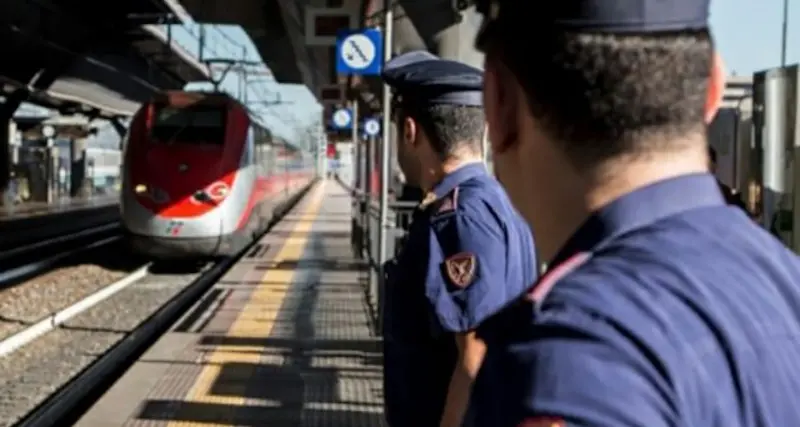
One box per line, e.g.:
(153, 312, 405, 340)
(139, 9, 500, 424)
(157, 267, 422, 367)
(42, 125, 55, 139)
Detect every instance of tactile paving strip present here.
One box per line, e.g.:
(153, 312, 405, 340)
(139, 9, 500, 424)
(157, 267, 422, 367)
(122, 183, 385, 426)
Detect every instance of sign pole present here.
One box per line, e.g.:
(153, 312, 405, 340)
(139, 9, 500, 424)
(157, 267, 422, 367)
(334, 24, 385, 332)
(352, 100, 359, 148)
(376, 4, 394, 331)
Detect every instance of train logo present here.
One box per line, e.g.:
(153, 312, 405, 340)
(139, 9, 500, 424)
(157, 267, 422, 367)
(206, 181, 229, 201)
(190, 181, 230, 205)
(166, 220, 184, 236)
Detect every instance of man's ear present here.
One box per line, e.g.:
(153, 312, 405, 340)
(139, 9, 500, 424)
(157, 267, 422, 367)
(704, 52, 726, 124)
(484, 57, 519, 154)
(403, 115, 417, 147)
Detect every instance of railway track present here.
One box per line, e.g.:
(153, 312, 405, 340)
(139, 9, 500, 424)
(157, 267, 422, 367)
(0, 255, 213, 426)
(0, 264, 152, 358)
(2, 182, 314, 427)
(0, 223, 122, 288)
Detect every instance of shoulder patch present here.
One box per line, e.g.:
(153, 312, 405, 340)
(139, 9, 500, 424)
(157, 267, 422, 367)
(518, 417, 565, 427)
(444, 251, 476, 288)
(527, 252, 591, 304)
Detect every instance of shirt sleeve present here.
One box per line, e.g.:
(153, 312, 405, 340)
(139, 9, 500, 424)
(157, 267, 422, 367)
(509, 307, 675, 427)
(424, 211, 510, 333)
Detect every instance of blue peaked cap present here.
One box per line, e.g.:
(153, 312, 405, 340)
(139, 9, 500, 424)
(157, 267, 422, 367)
(381, 51, 484, 108)
(475, 0, 711, 46)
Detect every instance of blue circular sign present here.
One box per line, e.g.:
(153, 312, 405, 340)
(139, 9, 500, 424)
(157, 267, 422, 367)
(364, 118, 381, 136)
(332, 109, 352, 129)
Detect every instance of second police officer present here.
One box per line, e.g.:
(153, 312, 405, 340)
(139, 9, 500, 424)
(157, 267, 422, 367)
(380, 51, 538, 427)
(472, 0, 800, 426)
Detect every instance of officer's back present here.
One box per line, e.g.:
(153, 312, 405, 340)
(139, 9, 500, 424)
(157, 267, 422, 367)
(389, 165, 533, 422)
(472, 0, 800, 425)
(485, 182, 800, 426)
(380, 51, 537, 427)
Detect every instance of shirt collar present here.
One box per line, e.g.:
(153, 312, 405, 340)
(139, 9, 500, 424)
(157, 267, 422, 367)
(550, 173, 726, 266)
(432, 162, 487, 199)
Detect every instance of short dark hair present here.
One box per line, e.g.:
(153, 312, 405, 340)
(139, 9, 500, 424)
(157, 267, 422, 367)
(482, 28, 713, 168)
(398, 103, 485, 159)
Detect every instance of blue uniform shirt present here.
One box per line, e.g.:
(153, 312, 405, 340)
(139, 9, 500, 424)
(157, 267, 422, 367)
(383, 162, 537, 426)
(479, 174, 800, 426)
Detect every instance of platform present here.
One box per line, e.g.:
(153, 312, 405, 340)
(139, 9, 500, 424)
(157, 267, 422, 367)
(77, 181, 385, 427)
(0, 196, 117, 223)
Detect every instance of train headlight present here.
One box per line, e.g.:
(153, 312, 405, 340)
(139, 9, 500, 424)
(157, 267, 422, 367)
(135, 184, 147, 194)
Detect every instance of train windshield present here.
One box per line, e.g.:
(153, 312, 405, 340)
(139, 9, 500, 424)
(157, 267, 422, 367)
(150, 105, 226, 144)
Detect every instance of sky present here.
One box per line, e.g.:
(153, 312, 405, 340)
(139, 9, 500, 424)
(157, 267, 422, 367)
(172, 24, 322, 142)
(711, 0, 798, 74)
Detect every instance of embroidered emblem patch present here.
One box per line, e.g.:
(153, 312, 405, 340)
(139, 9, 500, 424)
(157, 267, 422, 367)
(444, 252, 477, 287)
(517, 417, 565, 427)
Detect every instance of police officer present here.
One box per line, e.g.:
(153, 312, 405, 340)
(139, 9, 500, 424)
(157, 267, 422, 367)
(381, 51, 537, 427)
(708, 145, 749, 212)
(473, 0, 800, 426)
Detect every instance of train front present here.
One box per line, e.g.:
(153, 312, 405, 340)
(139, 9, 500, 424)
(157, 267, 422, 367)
(121, 91, 254, 259)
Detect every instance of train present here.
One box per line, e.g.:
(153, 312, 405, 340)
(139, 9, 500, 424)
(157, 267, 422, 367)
(121, 90, 316, 259)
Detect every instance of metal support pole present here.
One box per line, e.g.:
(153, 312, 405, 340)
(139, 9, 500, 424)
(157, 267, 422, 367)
(756, 69, 790, 234)
(354, 133, 365, 256)
(377, 4, 394, 331)
(316, 120, 322, 178)
(781, 0, 789, 66)
(45, 138, 55, 204)
(352, 100, 359, 147)
(241, 46, 248, 104)
(351, 100, 359, 181)
(198, 25, 206, 62)
(366, 135, 375, 257)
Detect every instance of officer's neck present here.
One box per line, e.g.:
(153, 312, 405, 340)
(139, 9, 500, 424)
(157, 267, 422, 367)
(541, 148, 709, 264)
(421, 156, 483, 192)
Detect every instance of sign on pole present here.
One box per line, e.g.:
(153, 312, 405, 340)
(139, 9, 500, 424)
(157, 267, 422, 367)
(331, 108, 353, 130)
(336, 29, 383, 76)
(319, 85, 343, 104)
(363, 117, 381, 137)
(305, 7, 357, 46)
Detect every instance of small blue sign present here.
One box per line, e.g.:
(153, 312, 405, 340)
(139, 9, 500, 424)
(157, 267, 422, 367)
(363, 117, 381, 137)
(336, 29, 383, 76)
(331, 108, 353, 130)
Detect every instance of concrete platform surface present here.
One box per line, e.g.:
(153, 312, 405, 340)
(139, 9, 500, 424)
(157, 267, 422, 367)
(76, 180, 385, 427)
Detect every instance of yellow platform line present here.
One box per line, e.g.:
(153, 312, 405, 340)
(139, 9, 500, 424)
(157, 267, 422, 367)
(167, 182, 327, 427)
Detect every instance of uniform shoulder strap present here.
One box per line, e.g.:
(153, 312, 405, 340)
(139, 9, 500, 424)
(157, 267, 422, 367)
(527, 252, 592, 304)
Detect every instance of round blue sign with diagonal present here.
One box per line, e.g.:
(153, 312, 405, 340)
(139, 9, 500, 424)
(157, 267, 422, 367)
(336, 29, 383, 76)
(331, 108, 352, 130)
(363, 118, 381, 137)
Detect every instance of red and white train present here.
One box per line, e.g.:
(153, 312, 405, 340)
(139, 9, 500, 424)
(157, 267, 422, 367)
(121, 90, 315, 259)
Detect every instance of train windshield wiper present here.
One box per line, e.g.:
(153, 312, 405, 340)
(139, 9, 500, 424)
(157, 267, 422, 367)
(166, 119, 193, 145)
